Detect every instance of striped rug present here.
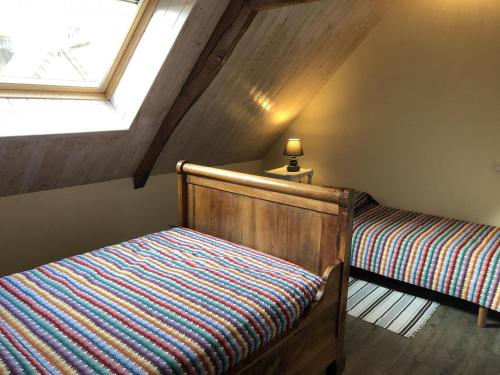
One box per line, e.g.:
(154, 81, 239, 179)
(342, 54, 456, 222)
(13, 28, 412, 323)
(348, 277, 440, 337)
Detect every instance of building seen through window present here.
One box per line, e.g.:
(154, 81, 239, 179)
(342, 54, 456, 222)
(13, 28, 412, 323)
(0, 0, 141, 89)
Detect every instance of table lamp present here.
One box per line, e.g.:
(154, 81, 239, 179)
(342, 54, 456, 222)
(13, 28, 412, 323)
(283, 138, 303, 172)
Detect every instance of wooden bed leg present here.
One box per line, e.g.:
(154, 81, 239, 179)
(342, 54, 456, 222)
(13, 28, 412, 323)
(326, 357, 345, 375)
(477, 307, 488, 328)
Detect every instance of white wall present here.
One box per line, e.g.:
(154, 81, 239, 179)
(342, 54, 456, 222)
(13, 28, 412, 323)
(0, 160, 262, 276)
(264, 0, 500, 227)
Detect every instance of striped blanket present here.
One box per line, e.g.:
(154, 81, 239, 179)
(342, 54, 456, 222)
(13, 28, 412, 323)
(352, 204, 500, 312)
(0, 227, 321, 374)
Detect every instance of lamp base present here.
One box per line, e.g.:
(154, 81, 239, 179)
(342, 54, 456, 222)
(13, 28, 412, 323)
(287, 157, 300, 172)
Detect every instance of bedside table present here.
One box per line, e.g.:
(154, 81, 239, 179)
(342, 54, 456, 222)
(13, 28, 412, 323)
(264, 166, 314, 184)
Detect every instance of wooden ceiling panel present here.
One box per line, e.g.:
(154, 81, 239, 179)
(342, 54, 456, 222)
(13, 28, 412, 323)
(152, 0, 395, 174)
(0, 0, 230, 197)
(0, 0, 394, 197)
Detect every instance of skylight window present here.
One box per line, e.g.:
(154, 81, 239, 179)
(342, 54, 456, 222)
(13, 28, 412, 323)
(0, 0, 151, 98)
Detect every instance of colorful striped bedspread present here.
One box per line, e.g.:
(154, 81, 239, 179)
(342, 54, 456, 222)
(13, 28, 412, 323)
(352, 204, 500, 312)
(0, 227, 321, 374)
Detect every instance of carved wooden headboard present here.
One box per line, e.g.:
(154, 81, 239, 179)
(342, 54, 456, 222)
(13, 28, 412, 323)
(176, 161, 354, 278)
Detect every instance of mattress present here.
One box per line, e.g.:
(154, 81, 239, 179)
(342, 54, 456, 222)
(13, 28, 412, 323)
(352, 204, 500, 312)
(0, 227, 321, 374)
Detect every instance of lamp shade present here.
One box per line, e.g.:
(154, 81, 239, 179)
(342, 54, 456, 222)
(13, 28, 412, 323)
(283, 138, 304, 156)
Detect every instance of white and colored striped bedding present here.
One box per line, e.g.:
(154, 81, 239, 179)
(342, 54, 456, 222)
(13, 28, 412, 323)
(0, 227, 321, 374)
(352, 204, 500, 312)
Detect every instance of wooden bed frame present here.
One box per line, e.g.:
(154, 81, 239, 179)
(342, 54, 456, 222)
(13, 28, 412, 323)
(176, 161, 355, 374)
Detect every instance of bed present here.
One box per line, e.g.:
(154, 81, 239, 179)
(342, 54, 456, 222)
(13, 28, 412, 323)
(0, 162, 355, 374)
(351, 195, 499, 327)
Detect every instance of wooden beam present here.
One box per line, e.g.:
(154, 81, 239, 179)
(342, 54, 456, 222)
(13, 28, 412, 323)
(134, 0, 324, 188)
(248, 0, 322, 11)
(134, 0, 255, 188)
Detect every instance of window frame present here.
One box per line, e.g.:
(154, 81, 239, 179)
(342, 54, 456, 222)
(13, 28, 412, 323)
(0, 0, 157, 100)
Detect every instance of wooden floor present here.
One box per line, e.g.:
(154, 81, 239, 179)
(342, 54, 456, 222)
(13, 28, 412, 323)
(343, 305, 500, 374)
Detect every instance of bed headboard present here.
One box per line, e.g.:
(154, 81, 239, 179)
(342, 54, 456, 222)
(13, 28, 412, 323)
(176, 161, 354, 277)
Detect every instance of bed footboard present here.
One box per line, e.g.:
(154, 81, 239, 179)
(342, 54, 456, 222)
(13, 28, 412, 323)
(231, 260, 343, 374)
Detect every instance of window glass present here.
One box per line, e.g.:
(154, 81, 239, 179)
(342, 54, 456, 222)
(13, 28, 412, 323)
(0, 0, 141, 88)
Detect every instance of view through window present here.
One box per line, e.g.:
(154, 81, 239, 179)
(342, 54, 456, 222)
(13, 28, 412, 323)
(0, 0, 143, 89)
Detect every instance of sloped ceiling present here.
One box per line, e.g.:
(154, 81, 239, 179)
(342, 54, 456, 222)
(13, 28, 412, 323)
(0, 0, 394, 197)
(0, 0, 230, 197)
(153, 0, 395, 174)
